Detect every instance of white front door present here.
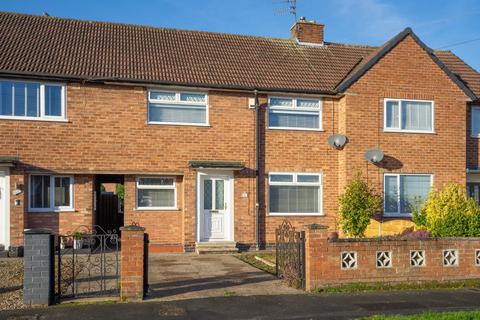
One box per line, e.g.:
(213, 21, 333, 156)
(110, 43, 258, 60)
(0, 171, 8, 249)
(199, 174, 233, 242)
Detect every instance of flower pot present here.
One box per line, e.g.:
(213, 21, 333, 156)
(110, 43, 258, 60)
(73, 239, 83, 250)
(60, 238, 65, 250)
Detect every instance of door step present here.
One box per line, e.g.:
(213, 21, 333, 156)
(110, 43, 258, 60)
(0, 244, 7, 258)
(195, 241, 238, 254)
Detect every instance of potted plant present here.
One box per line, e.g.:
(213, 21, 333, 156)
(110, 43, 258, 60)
(59, 237, 65, 250)
(73, 231, 83, 250)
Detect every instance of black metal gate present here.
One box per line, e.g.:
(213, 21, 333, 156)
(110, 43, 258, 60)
(275, 220, 305, 289)
(55, 225, 120, 301)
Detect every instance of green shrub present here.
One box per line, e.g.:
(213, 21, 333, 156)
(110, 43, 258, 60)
(412, 183, 480, 237)
(339, 173, 382, 237)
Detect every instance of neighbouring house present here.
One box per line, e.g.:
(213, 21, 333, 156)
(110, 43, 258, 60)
(0, 12, 479, 254)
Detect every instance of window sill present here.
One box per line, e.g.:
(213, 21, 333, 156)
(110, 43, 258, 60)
(268, 213, 324, 217)
(28, 208, 75, 213)
(135, 207, 180, 212)
(147, 122, 210, 127)
(383, 129, 435, 134)
(268, 127, 324, 132)
(382, 214, 413, 219)
(0, 116, 68, 123)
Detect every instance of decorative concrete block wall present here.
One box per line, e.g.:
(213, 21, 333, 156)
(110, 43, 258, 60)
(23, 229, 54, 306)
(304, 224, 480, 291)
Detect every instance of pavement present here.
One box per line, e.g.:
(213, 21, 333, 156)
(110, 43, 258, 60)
(147, 253, 300, 300)
(2, 289, 480, 319)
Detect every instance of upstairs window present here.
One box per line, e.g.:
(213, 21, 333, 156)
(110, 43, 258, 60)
(0, 80, 66, 120)
(471, 106, 480, 137)
(384, 174, 432, 217)
(268, 97, 322, 130)
(148, 90, 208, 125)
(268, 172, 322, 215)
(384, 99, 433, 133)
(29, 175, 73, 212)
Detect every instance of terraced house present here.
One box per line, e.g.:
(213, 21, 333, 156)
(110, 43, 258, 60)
(0, 12, 479, 254)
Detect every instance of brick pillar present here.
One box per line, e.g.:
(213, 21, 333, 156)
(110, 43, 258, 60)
(303, 224, 329, 291)
(23, 228, 54, 306)
(120, 225, 145, 301)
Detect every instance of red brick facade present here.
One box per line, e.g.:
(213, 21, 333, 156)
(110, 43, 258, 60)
(1, 32, 476, 251)
(304, 225, 480, 290)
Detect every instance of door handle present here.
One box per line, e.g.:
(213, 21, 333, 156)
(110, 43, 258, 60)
(211, 210, 219, 213)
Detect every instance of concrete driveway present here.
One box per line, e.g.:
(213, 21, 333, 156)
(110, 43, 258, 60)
(147, 253, 301, 301)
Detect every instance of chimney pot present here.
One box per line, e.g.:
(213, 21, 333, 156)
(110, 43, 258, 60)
(291, 18, 324, 45)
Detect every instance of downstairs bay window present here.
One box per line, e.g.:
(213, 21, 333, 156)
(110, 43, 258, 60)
(29, 175, 73, 212)
(136, 177, 176, 210)
(384, 174, 432, 217)
(268, 172, 322, 215)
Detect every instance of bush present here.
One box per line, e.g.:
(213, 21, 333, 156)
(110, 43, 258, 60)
(339, 173, 382, 238)
(412, 183, 480, 237)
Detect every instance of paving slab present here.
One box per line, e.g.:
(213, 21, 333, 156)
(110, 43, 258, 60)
(147, 253, 300, 300)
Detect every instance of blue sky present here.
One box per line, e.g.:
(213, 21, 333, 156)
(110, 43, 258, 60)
(1, 0, 479, 70)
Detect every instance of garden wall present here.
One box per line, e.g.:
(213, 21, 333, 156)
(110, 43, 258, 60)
(304, 224, 480, 291)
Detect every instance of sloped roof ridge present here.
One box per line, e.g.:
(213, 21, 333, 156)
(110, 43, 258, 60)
(336, 27, 477, 100)
(0, 11, 296, 43)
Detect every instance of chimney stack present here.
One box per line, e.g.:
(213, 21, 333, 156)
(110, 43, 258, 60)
(291, 17, 324, 45)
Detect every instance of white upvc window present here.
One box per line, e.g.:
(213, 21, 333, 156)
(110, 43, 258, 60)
(0, 80, 66, 121)
(471, 105, 480, 137)
(29, 175, 74, 212)
(384, 174, 432, 217)
(136, 177, 177, 210)
(384, 98, 434, 133)
(268, 172, 323, 216)
(147, 90, 208, 126)
(268, 96, 322, 130)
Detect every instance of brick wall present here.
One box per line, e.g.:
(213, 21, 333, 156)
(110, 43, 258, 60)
(119, 225, 145, 301)
(304, 225, 480, 290)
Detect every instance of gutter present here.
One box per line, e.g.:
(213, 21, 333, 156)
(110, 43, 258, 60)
(0, 70, 341, 97)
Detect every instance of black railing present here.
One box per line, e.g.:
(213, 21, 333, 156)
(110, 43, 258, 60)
(275, 220, 305, 289)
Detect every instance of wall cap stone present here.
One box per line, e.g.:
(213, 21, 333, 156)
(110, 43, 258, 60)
(24, 228, 52, 235)
(304, 224, 328, 230)
(329, 236, 480, 243)
(121, 225, 145, 232)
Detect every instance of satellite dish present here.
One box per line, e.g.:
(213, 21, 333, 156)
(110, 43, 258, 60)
(364, 149, 384, 163)
(327, 134, 347, 149)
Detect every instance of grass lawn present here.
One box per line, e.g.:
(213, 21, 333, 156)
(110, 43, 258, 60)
(314, 279, 480, 294)
(363, 310, 480, 319)
(235, 252, 276, 275)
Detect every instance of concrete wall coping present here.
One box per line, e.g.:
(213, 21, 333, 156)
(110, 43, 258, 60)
(24, 228, 52, 235)
(329, 236, 480, 243)
(121, 225, 145, 232)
